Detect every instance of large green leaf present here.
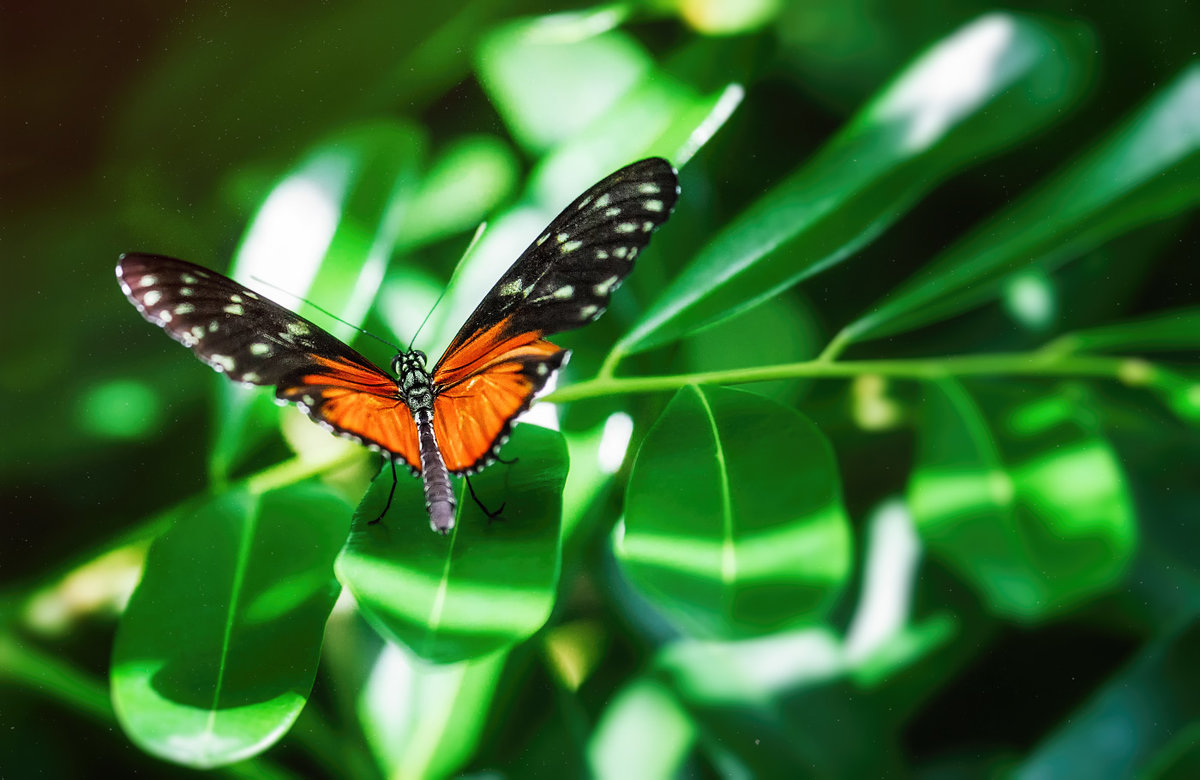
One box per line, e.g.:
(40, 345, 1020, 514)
(618, 386, 852, 637)
(909, 380, 1137, 621)
(111, 483, 350, 768)
(615, 13, 1090, 356)
(337, 423, 568, 663)
(210, 121, 424, 481)
(843, 64, 1200, 344)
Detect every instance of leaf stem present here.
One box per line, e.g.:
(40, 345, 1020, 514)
(543, 351, 1157, 404)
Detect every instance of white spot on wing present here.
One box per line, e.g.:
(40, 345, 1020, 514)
(224, 303, 244, 316)
(230, 294, 243, 303)
(594, 193, 611, 209)
(180, 287, 193, 296)
(499, 278, 524, 297)
(556, 232, 570, 243)
(287, 321, 310, 336)
(604, 207, 621, 217)
(140, 275, 158, 287)
(644, 199, 663, 212)
(143, 290, 162, 306)
(616, 223, 637, 234)
(250, 342, 271, 355)
(175, 303, 195, 315)
(562, 240, 582, 253)
(638, 183, 660, 194)
(594, 275, 621, 296)
(210, 354, 235, 372)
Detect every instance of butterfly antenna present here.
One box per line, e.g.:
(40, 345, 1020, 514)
(248, 275, 404, 352)
(407, 221, 488, 351)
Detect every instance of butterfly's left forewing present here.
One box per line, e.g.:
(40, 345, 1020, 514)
(116, 253, 422, 470)
(429, 158, 679, 473)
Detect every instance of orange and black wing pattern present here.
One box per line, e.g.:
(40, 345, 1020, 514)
(430, 157, 679, 473)
(116, 253, 421, 471)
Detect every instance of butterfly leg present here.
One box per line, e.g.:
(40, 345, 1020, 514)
(464, 474, 506, 521)
(370, 459, 399, 525)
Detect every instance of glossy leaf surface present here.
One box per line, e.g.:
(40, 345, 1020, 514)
(909, 380, 1137, 620)
(111, 483, 350, 768)
(618, 386, 852, 637)
(337, 423, 568, 664)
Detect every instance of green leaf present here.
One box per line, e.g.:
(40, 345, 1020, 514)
(210, 121, 424, 481)
(1017, 616, 1200, 779)
(111, 483, 350, 768)
(1053, 307, 1200, 354)
(395, 134, 519, 250)
(337, 424, 568, 663)
(844, 63, 1200, 344)
(616, 13, 1091, 355)
(358, 644, 506, 778)
(909, 380, 1137, 621)
(618, 386, 852, 637)
(475, 9, 646, 153)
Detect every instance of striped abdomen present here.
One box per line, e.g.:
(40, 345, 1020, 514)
(414, 408, 457, 533)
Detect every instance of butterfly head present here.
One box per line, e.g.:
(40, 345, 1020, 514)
(392, 349, 427, 377)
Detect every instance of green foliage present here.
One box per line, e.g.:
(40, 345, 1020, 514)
(3, 1, 1198, 778)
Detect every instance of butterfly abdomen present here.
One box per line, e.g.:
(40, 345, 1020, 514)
(414, 408, 457, 533)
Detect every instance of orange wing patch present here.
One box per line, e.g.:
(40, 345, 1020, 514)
(277, 356, 421, 471)
(433, 339, 565, 473)
(433, 315, 551, 389)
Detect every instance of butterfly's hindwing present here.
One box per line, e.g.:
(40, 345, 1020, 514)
(434, 343, 567, 474)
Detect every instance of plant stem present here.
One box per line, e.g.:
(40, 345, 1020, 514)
(543, 351, 1158, 404)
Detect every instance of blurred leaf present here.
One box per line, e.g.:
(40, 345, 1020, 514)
(337, 424, 567, 663)
(616, 13, 1091, 355)
(1016, 615, 1200, 779)
(476, 10, 646, 153)
(111, 483, 350, 768)
(1054, 307, 1200, 353)
(587, 676, 696, 779)
(358, 642, 505, 778)
(681, 292, 820, 405)
(395, 135, 520, 250)
(210, 121, 424, 481)
(656, 629, 902, 776)
(618, 386, 852, 637)
(909, 380, 1137, 621)
(533, 77, 742, 201)
(844, 63, 1200, 344)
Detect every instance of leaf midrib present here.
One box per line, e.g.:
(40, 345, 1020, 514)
(692, 386, 736, 590)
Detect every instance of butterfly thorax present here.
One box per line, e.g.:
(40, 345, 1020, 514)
(393, 350, 434, 413)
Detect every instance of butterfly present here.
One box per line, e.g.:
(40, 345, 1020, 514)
(117, 157, 679, 533)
